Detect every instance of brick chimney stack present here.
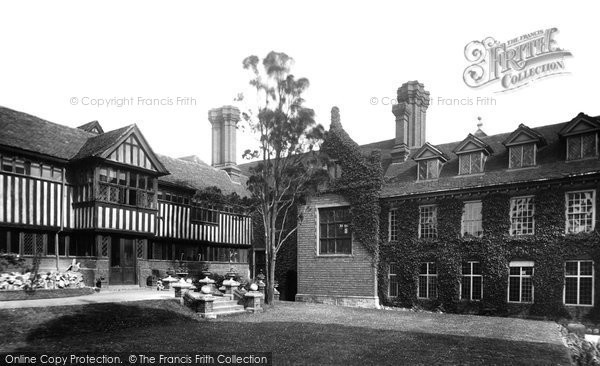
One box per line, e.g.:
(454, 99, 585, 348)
(208, 105, 241, 177)
(391, 81, 430, 162)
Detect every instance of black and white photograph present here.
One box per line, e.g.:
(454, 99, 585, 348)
(0, 1, 598, 365)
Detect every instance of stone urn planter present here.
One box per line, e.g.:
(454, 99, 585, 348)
(171, 278, 193, 298)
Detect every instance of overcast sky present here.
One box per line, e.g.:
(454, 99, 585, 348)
(0, 1, 597, 165)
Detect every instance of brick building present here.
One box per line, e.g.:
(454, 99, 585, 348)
(296, 81, 600, 317)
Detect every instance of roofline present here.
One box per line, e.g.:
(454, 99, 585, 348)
(381, 170, 600, 200)
(356, 120, 575, 158)
(75, 157, 170, 176)
(157, 179, 197, 192)
(413, 142, 450, 162)
(0, 144, 69, 164)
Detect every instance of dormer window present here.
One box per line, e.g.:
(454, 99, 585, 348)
(459, 152, 485, 175)
(413, 142, 449, 181)
(453, 134, 493, 176)
(509, 143, 536, 168)
(559, 113, 600, 162)
(567, 133, 597, 161)
(503, 123, 546, 169)
(77, 120, 104, 134)
(418, 159, 441, 180)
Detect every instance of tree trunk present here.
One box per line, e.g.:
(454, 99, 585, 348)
(267, 253, 276, 304)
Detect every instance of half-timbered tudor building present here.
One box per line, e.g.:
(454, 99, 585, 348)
(296, 81, 600, 318)
(0, 105, 253, 287)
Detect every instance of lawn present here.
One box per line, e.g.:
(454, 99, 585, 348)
(0, 300, 571, 365)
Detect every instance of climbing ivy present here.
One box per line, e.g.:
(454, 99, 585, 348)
(379, 185, 600, 319)
(193, 186, 254, 208)
(320, 107, 383, 260)
(302, 106, 600, 320)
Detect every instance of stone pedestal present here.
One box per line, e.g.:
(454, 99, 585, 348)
(162, 275, 177, 290)
(222, 278, 240, 296)
(198, 276, 216, 293)
(244, 291, 264, 313)
(183, 290, 216, 319)
(172, 279, 193, 298)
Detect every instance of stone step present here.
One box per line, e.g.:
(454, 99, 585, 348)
(213, 295, 233, 302)
(212, 302, 244, 310)
(212, 307, 247, 317)
(103, 285, 151, 292)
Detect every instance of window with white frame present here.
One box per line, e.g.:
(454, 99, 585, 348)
(389, 263, 399, 297)
(510, 196, 535, 236)
(458, 152, 485, 175)
(565, 260, 594, 306)
(461, 261, 483, 301)
(509, 144, 536, 168)
(419, 205, 438, 239)
(418, 159, 441, 180)
(567, 133, 597, 161)
(461, 201, 482, 237)
(566, 190, 596, 234)
(418, 262, 437, 299)
(508, 261, 534, 303)
(389, 209, 399, 241)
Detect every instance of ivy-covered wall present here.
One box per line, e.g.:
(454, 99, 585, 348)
(294, 107, 383, 307)
(320, 107, 383, 260)
(295, 106, 600, 318)
(379, 183, 600, 319)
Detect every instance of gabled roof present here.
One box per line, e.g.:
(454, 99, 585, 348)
(452, 133, 494, 155)
(558, 112, 600, 137)
(73, 125, 133, 160)
(0, 106, 93, 160)
(413, 142, 450, 162)
(502, 123, 547, 147)
(77, 121, 104, 134)
(158, 154, 249, 197)
(72, 124, 169, 174)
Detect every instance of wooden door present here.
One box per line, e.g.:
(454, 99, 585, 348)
(110, 238, 137, 285)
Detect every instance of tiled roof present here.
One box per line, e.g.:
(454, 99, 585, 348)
(237, 159, 260, 177)
(0, 106, 93, 160)
(72, 125, 133, 160)
(157, 154, 249, 197)
(369, 119, 600, 198)
(0, 106, 249, 197)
